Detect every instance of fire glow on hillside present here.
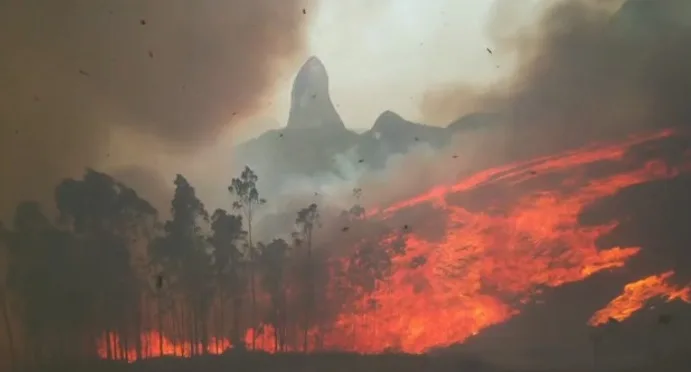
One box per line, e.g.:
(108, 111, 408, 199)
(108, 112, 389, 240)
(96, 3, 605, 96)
(98, 129, 691, 361)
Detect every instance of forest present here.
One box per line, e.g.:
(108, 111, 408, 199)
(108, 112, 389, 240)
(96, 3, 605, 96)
(0, 165, 411, 371)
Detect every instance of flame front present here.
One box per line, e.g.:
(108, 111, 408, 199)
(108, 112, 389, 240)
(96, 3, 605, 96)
(327, 131, 681, 353)
(98, 129, 691, 360)
(96, 326, 280, 362)
(588, 271, 691, 326)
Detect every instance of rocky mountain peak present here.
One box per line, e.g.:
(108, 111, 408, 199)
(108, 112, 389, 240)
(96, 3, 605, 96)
(286, 56, 345, 130)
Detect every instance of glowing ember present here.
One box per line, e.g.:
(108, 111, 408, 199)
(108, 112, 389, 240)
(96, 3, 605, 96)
(588, 271, 691, 326)
(322, 131, 683, 353)
(98, 129, 691, 360)
(97, 326, 278, 362)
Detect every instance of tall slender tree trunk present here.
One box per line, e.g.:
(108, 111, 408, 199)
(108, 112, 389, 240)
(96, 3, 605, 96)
(250, 263, 256, 350)
(232, 295, 242, 349)
(105, 329, 113, 360)
(179, 303, 186, 357)
(134, 295, 143, 361)
(248, 215, 257, 351)
(218, 296, 225, 353)
(157, 296, 164, 357)
(200, 308, 209, 355)
(121, 322, 129, 361)
(190, 306, 197, 357)
(120, 329, 128, 361)
(303, 228, 312, 354)
(281, 291, 288, 352)
(0, 290, 16, 372)
(173, 300, 181, 356)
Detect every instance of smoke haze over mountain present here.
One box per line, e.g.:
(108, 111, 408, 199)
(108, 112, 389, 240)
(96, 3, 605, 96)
(3, 0, 691, 221)
(425, 0, 691, 158)
(0, 0, 314, 215)
(227, 0, 691, 243)
(3, 3, 691, 370)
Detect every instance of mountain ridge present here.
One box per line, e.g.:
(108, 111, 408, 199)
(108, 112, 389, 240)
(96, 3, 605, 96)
(231, 57, 503, 193)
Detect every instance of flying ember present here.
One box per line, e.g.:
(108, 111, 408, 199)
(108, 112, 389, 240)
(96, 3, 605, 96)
(98, 129, 691, 361)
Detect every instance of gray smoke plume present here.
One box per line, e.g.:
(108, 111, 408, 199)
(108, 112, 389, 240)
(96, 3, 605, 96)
(254, 0, 691, 242)
(426, 0, 691, 161)
(0, 0, 314, 216)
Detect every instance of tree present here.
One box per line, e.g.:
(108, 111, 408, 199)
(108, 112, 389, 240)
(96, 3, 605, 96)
(0, 287, 14, 372)
(209, 209, 246, 349)
(3, 201, 93, 365)
(228, 166, 266, 350)
(55, 169, 157, 361)
(150, 175, 212, 356)
(0, 222, 17, 372)
(344, 186, 407, 339)
(258, 238, 290, 351)
(293, 203, 320, 353)
(349, 244, 391, 292)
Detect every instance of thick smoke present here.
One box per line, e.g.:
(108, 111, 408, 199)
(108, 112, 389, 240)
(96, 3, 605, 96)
(0, 0, 314, 216)
(341, 0, 691, 216)
(427, 0, 691, 159)
(266, 0, 691, 248)
(108, 164, 173, 217)
(221, 0, 691, 246)
(350, 0, 691, 238)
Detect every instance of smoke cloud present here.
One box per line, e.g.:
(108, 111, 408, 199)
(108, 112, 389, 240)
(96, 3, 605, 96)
(260, 0, 691, 242)
(425, 0, 691, 159)
(0, 0, 314, 216)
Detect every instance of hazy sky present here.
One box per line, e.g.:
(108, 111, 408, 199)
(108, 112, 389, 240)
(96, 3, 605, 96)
(177, 0, 540, 207)
(145, 0, 547, 211)
(5, 0, 688, 220)
(0, 0, 543, 216)
(230, 0, 539, 141)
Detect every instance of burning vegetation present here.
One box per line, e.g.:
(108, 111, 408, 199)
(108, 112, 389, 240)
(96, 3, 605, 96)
(1, 127, 690, 367)
(589, 271, 691, 327)
(2, 1, 691, 371)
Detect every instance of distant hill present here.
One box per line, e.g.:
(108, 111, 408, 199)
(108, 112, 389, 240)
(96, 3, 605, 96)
(231, 0, 691, 195)
(231, 56, 503, 194)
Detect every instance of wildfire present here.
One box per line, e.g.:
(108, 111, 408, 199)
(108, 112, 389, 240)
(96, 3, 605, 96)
(588, 271, 691, 326)
(97, 330, 231, 361)
(323, 130, 685, 353)
(97, 326, 278, 362)
(98, 129, 691, 360)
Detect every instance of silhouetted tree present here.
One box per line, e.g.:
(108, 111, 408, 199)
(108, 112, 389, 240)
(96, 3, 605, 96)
(293, 203, 320, 352)
(55, 169, 157, 361)
(228, 166, 266, 350)
(344, 186, 406, 338)
(0, 222, 16, 372)
(150, 175, 211, 356)
(3, 201, 93, 365)
(258, 238, 290, 351)
(349, 244, 390, 293)
(0, 287, 14, 372)
(209, 209, 246, 349)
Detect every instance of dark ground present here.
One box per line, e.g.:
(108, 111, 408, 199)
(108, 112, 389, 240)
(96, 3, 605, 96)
(15, 351, 691, 372)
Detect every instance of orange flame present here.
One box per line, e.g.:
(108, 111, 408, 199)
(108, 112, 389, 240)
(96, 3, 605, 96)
(588, 271, 691, 326)
(96, 325, 281, 362)
(98, 129, 691, 359)
(322, 132, 681, 353)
